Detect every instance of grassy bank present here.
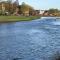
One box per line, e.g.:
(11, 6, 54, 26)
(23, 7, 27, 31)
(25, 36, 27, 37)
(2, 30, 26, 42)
(0, 16, 40, 23)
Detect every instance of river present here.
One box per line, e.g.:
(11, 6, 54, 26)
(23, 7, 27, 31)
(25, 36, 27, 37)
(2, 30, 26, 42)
(0, 17, 60, 60)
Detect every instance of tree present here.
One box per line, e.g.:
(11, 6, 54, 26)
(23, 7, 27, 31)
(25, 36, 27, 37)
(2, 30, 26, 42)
(48, 8, 59, 14)
(21, 2, 34, 15)
(7, 0, 12, 3)
(21, 2, 29, 12)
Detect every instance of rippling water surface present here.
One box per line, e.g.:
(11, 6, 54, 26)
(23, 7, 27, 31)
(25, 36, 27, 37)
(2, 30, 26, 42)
(0, 17, 60, 60)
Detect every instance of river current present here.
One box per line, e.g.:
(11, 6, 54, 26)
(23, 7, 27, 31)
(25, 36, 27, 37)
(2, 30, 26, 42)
(0, 17, 60, 60)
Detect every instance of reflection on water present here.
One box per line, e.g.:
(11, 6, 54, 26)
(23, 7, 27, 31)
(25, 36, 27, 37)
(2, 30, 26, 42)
(0, 17, 60, 60)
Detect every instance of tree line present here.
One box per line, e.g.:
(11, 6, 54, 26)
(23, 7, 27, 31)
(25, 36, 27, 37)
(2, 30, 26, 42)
(0, 0, 35, 16)
(44, 8, 60, 16)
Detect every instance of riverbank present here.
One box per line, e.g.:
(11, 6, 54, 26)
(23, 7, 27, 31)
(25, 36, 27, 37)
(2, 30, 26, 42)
(0, 16, 40, 23)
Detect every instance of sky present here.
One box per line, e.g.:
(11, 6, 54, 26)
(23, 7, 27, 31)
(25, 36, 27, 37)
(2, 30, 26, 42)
(19, 0, 60, 10)
(2, 0, 60, 10)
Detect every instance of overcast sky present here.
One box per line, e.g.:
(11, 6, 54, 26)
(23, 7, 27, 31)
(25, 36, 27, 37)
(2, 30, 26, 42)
(2, 0, 60, 10)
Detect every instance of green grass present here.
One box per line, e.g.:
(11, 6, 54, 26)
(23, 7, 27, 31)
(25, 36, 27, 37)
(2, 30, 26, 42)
(0, 16, 40, 23)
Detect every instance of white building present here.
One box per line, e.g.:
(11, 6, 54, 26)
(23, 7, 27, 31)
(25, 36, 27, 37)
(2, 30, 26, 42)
(40, 10, 45, 14)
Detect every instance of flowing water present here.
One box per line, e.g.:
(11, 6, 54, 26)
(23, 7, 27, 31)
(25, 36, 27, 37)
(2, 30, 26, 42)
(0, 17, 60, 60)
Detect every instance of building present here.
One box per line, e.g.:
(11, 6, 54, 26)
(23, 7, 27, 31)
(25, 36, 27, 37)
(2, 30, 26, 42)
(43, 11, 49, 16)
(29, 10, 40, 16)
(0, 1, 19, 15)
(40, 10, 45, 15)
